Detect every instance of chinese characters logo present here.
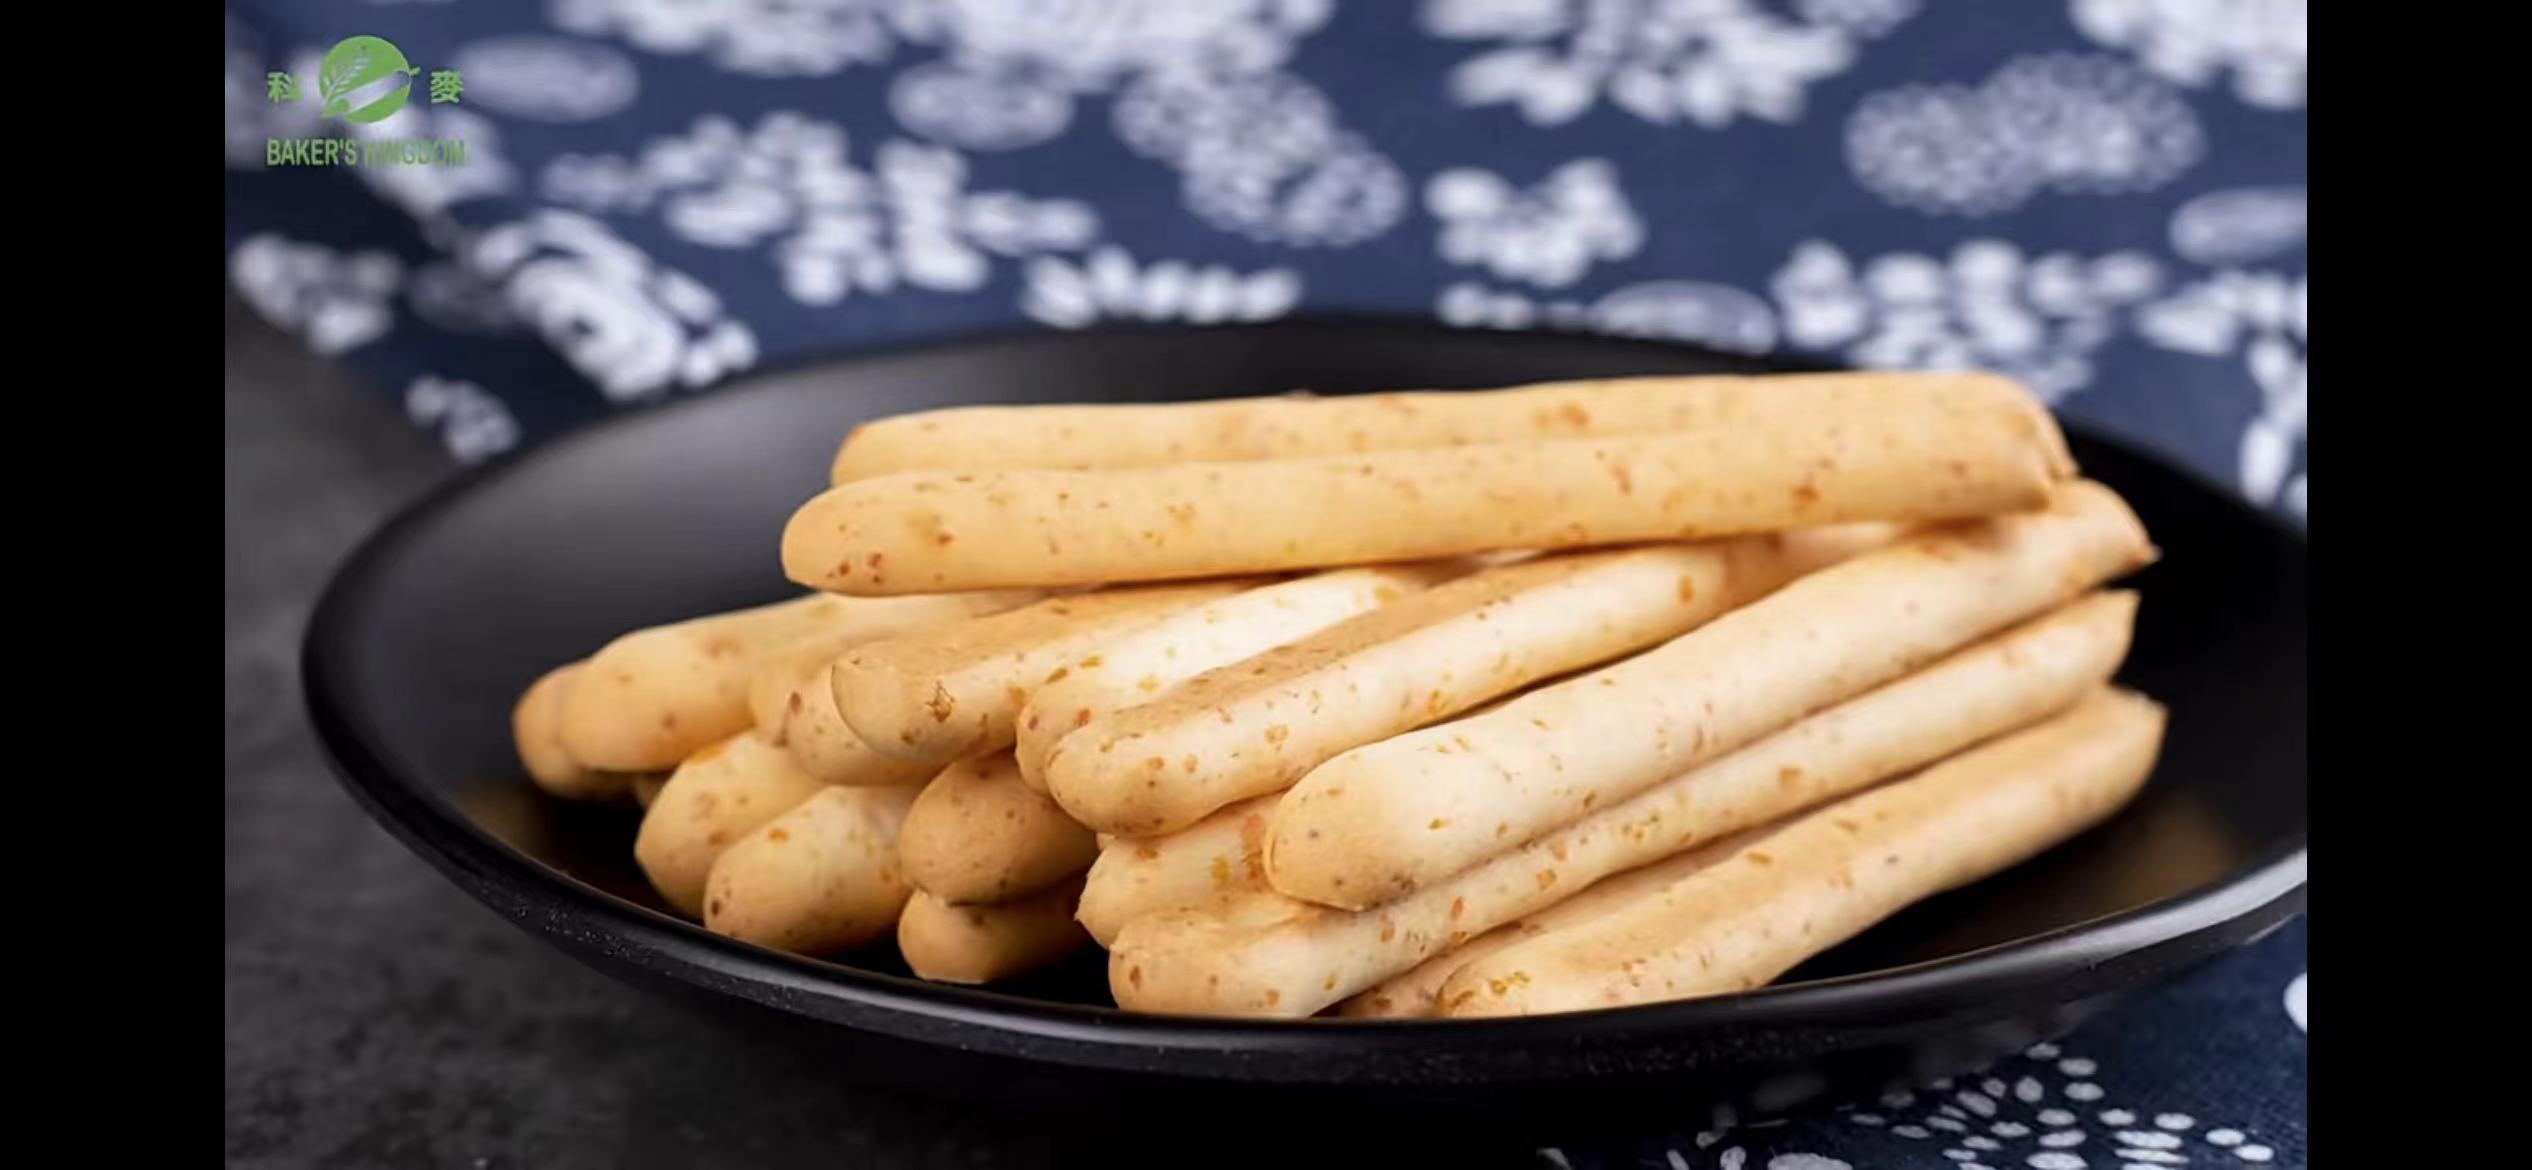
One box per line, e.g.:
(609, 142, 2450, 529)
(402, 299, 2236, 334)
(262, 35, 467, 167)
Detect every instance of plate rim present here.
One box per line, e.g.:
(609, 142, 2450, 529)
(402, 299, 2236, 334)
(300, 316, 2309, 1079)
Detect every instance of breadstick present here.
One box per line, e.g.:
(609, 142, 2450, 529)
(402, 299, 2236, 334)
(1075, 795, 1278, 946)
(633, 733, 829, 917)
(832, 582, 1260, 764)
(1015, 566, 1449, 790)
(1267, 482, 2153, 910)
(897, 754, 1098, 905)
(513, 662, 633, 802)
(1047, 528, 1895, 837)
(1108, 590, 2135, 1017)
(774, 666, 941, 786)
(630, 774, 666, 809)
(562, 591, 1029, 772)
(1338, 828, 1764, 1018)
(751, 631, 979, 787)
(898, 879, 1092, 985)
(741, 590, 1040, 737)
(786, 406, 2059, 595)
(1440, 687, 2165, 1017)
(701, 784, 920, 955)
(830, 371, 2072, 482)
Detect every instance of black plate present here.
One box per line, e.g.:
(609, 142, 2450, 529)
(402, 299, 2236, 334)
(303, 320, 2305, 1137)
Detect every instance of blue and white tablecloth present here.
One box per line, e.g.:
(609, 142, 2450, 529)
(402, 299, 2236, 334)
(223, 3, 2306, 1165)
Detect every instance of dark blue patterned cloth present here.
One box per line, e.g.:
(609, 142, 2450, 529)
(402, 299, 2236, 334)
(225, 3, 2307, 1165)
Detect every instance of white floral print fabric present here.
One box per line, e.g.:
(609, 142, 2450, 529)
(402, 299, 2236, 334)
(1428, 158, 1643, 288)
(1771, 238, 2164, 403)
(543, 112, 1100, 304)
(230, 234, 405, 356)
(553, 0, 1408, 248)
(2071, 0, 2308, 110)
(1422, 0, 1916, 127)
(1845, 54, 2205, 216)
(447, 36, 642, 122)
(405, 375, 523, 462)
(467, 210, 760, 400)
(1022, 247, 1301, 328)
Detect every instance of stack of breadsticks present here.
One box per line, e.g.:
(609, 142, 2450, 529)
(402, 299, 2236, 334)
(512, 370, 2166, 1017)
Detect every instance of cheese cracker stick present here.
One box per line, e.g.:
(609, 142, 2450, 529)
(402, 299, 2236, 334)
(1338, 828, 1766, 1019)
(1047, 528, 1895, 837)
(831, 581, 1260, 765)
(830, 371, 2072, 482)
(1014, 566, 1450, 790)
(1268, 482, 2153, 909)
(1109, 590, 2135, 1017)
(702, 784, 921, 955)
(744, 589, 1041, 737)
(1075, 795, 1278, 947)
(513, 662, 634, 802)
(746, 593, 1040, 787)
(563, 591, 1027, 772)
(769, 664, 940, 786)
(1440, 687, 2165, 1016)
(898, 879, 1092, 985)
(897, 754, 1098, 905)
(785, 406, 2060, 595)
(633, 733, 829, 917)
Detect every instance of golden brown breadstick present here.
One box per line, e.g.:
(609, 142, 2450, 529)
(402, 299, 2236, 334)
(898, 879, 1092, 985)
(1075, 795, 1278, 946)
(897, 754, 1098, 905)
(1268, 482, 2153, 910)
(1109, 590, 2135, 1017)
(748, 618, 1031, 788)
(1014, 566, 1449, 791)
(831, 582, 1260, 765)
(741, 591, 1040, 737)
(513, 662, 634, 802)
(701, 784, 920, 955)
(1338, 829, 1764, 1018)
(633, 733, 829, 917)
(1440, 687, 2165, 1016)
(773, 665, 941, 786)
(1045, 528, 1893, 837)
(830, 371, 2072, 482)
(562, 592, 1028, 772)
(787, 407, 2059, 595)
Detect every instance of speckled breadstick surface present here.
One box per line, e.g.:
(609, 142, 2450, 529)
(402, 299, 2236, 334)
(828, 371, 2072, 482)
(1337, 829, 1762, 1019)
(897, 878, 1092, 985)
(1265, 482, 2153, 910)
(1107, 588, 2137, 1018)
(785, 403, 2061, 595)
(1044, 529, 1891, 838)
(897, 754, 1098, 906)
(1439, 687, 2165, 1017)
(701, 784, 920, 956)
(829, 581, 1258, 765)
(1014, 566, 1449, 791)
(633, 732, 830, 918)
(1075, 795, 1278, 947)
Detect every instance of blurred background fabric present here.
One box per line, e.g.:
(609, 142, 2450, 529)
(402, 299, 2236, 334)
(224, 0, 2305, 523)
(224, 3, 2306, 1167)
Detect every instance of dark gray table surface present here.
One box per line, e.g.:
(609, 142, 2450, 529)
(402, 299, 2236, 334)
(225, 298, 1082, 1169)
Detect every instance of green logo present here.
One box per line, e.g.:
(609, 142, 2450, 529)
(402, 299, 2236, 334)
(317, 35, 421, 125)
(261, 35, 468, 168)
